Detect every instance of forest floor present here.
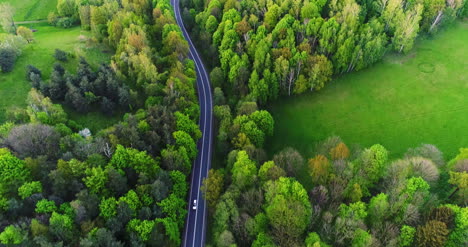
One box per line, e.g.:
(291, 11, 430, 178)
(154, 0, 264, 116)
(0, 0, 57, 21)
(266, 20, 468, 168)
(0, 23, 120, 132)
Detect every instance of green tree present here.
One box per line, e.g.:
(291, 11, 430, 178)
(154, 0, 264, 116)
(305, 232, 330, 247)
(16, 26, 34, 43)
(367, 193, 389, 224)
(127, 219, 155, 241)
(0, 225, 24, 245)
(83, 166, 108, 195)
(109, 145, 160, 177)
(57, 0, 77, 18)
(250, 110, 275, 136)
(399, 225, 416, 246)
(264, 177, 312, 246)
(232, 151, 257, 188)
(175, 111, 201, 140)
(18, 181, 42, 199)
(35, 199, 57, 213)
(99, 197, 118, 220)
(201, 169, 224, 208)
(49, 212, 74, 242)
(173, 131, 197, 159)
(352, 229, 372, 247)
(0, 149, 30, 196)
(393, 4, 423, 53)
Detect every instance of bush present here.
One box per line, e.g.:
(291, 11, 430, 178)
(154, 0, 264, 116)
(48, 12, 58, 26)
(0, 47, 17, 72)
(16, 26, 34, 43)
(26, 65, 42, 79)
(56, 17, 75, 28)
(54, 49, 68, 61)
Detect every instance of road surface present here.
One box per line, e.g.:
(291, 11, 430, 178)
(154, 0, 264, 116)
(170, 0, 213, 246)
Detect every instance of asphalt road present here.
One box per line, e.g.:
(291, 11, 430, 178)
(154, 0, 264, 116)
(170, 0, 213, 246)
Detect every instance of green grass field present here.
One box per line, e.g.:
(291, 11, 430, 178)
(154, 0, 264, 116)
(0, 0, 57, 21)
(266, 21, 468, 161)
(0, 23, 118, 132)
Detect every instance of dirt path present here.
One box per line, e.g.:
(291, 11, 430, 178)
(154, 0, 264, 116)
(14, 20, 47, 24)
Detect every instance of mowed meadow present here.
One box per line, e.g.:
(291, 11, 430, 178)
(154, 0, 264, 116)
(0, 23, 116, 131)
(266, 21, 468, 160)
(0, 0, 57, 21)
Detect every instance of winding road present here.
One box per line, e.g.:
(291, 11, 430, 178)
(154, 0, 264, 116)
(170, 0, 213, 246)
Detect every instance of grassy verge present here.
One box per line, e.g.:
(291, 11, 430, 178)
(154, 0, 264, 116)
(266, 21, 468, 162)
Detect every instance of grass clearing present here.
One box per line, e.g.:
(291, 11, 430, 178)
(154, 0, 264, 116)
(0, 0, 57, 21)
(0, 23, 118, 132)
(266, 21, 468, 162)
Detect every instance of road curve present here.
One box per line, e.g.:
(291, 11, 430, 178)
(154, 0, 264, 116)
(170, 0, 213, 246)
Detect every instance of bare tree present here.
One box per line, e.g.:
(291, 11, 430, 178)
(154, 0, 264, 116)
(5, 124, 60, 158)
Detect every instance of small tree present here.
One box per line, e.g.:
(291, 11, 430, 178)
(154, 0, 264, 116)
(0, 3, 16, 34)
(16, 26, 34, 43)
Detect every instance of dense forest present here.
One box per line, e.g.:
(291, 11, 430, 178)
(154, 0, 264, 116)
(177, 0, 468, 246)
(0, 0, 201, 245)
(202, 137, 467, 246)
(0, 0, 467, 246)
(182, 0, 466, 100)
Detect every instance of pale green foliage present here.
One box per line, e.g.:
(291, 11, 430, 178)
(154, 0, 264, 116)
(99, 197, 118, 219)
(352, 229, 372, 247)
(127, 219, 155, 241)
(339, 201, 367, 220)
(399, 225, 416, 247)
(35, 199, 57, 213)
(18, 181, 42, 199)
(305, 232, 330, 247)
(443, 204, 468, 247)
(0, 149, 30, 196)
(0, 225, 24, 245)
(231, 151, 257, 188)
(173, 131, 197, 159)
(83, 166, 107, 195)
(368, 193, 389, 223)
(264, 177, 312, 244)
(109, 145, 160, 176)
(258, 161, 276, 182)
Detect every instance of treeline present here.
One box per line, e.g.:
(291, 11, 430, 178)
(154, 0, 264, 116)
(202, 137, 467, 246)
(0, 0, 200, 245)
(182, 0, 467, 101)
(28, 58, 132, 116)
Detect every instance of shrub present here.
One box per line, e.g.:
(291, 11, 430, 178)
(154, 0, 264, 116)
(54, 49, 68, 61)
(56, 17, 75, 28)
(0, 47, 17, 72)
(26, 65, 41, 79)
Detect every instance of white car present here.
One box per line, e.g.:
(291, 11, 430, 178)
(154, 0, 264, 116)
(192, 200, 197, 210)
